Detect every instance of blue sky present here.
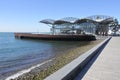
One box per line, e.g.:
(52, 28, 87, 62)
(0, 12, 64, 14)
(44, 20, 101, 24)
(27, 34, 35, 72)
(0, 0, 120, 32)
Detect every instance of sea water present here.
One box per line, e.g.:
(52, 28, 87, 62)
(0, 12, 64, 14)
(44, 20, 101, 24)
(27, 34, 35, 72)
(0, 32, 83, 80)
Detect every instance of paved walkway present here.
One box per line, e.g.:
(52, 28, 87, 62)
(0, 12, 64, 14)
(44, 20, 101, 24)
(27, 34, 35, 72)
(75, 37, 120, 80)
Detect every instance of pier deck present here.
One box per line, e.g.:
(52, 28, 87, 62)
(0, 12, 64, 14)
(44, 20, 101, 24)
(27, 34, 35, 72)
(14, 33, 96, 41)
(75, 37, 120, 80)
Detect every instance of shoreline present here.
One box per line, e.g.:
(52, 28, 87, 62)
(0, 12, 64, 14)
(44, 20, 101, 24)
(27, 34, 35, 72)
(5, 58, 54, 80)
(6, 39, 104, 80)
(4, 42, 81, 80)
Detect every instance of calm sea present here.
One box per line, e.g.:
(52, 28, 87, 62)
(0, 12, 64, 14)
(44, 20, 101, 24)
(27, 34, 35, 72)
(0, 32, 84, 80)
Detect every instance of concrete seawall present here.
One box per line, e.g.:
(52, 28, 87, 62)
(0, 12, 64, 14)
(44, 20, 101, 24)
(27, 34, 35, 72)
(44, 37, 111, 80)
(78, 37, 120, 80)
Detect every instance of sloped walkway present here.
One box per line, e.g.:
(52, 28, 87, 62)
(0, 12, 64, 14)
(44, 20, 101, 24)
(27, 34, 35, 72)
(75, 37, 120, 80)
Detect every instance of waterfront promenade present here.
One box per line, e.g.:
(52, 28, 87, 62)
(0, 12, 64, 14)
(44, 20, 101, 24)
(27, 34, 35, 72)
(75, 37, 120, 80)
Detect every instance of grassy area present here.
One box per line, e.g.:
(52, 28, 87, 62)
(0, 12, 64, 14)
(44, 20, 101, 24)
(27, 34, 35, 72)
(16, 40, 103, 80)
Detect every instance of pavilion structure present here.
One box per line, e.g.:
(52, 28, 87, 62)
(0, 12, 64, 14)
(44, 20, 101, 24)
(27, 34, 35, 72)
(40, 15, 120, 36)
